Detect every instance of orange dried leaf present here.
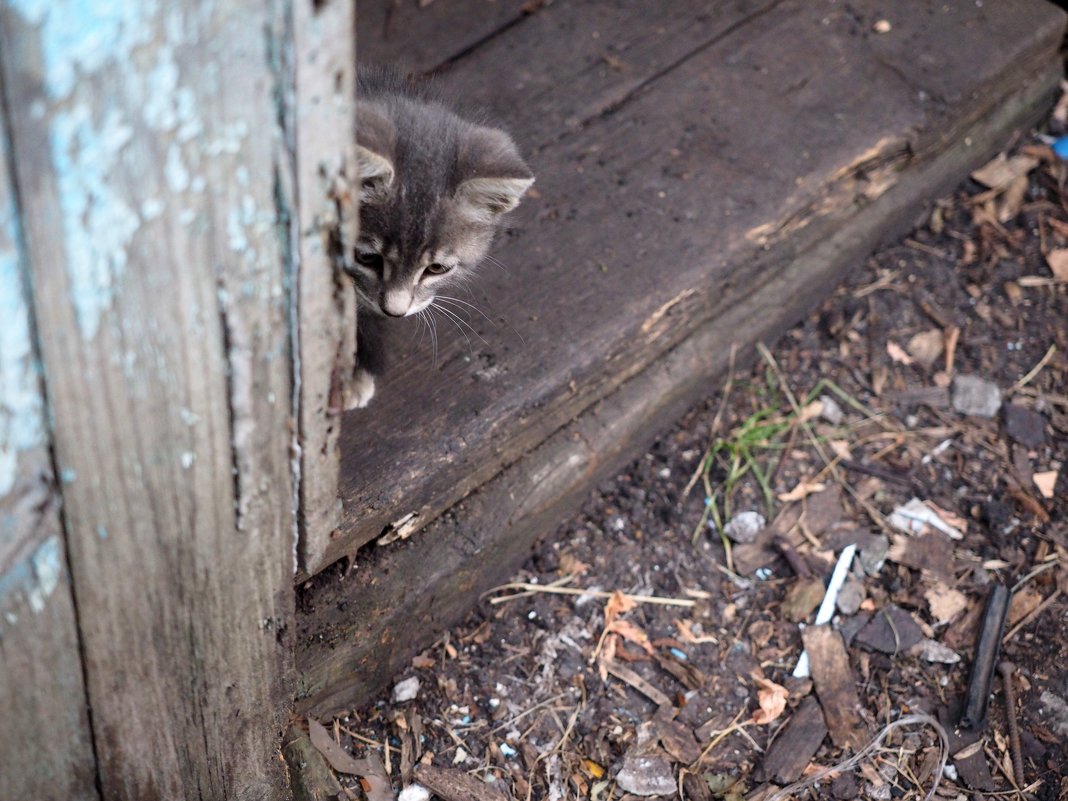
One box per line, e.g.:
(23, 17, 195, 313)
(608, 619, 654, 654)
(752, 678, 789, 725)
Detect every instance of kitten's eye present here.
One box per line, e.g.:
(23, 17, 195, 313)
(355, 249, 383, 270)
(425, 262, 452, 276)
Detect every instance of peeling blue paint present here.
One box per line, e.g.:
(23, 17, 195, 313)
(9, 0, 155, 101)
(50, 104, 141, 340)
(0, 535, 62, 618)
(0, 124, 46, 498)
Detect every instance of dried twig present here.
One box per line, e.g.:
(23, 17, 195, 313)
(487, 582, 696, 607)
(1009, 343, 1057, 394)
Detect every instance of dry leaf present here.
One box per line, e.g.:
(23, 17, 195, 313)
(308, 718, 393, 800)
(1046, 249, 1068, 281)
(751, 678, 789, 725)
(559, 552, 590, 577)
(1034, 470, 1058, 499)
(886, 340, 913, 365)
(998, 174, 1028, 222)
(829, 439, 852, 460)
(1007, 585, 1044, 627)
(970, 154, 1038, 190)
(800, 399, 824, 422)
(924, 583, 968, 624)
(608, 619, 655, 654)
(778, 479, 827, 503)
(906, 329, 944, 368)
(605, 590, 637, 625)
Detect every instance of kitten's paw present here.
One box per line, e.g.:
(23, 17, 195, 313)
(345, 369, 376, 410)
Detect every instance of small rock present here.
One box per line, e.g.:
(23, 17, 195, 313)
(913, 638, 960, 664)
(952, 375, 1002, 418)
(906, 329, 944, 368)
(615, 752, 677, 797)
(392, 676, 421, 703)
(1039, 691, 1068, 737)
(723, 511, 766, 544)
(835, 578, 865, 616)
(398, 786, 430, 801)
(1003, 403, 1046, 448)
(858, 534, 889, 575)
(819, 394, 845, 425)
(831, 771, 859, 800)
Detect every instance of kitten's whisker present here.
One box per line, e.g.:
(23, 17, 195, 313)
(447, 291, 527, 347)
(483, 254, 507, 271)
(429, 306, 476, 359)
(433, 302, 489, 346)
(436, 295, 498, 327)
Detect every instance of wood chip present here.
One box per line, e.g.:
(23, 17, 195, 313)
(802, 626, 867, 750)
(970, 153, 1038, 190)
(606, 662, 672, 707)
(413, 764, 512, 801)
(758, 696, 827, 784)
(1034, 469, 1058, 499)
(925, 583, 969, 625)
(1046, 249, 1068, 281)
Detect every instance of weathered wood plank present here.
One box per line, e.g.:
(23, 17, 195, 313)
(311, 0, 1065, 577)
(0, 2, 297, 797)
(357, 0, 530, 74)
(293, 0, 359, 573)
(296, 54, 1061, 714)
(0, 102, 99, 800)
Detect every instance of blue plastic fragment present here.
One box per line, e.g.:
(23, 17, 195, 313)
(1053, 136, 1068, 159)
(499, 743, 518, 758)
(670, 647, 688, 661)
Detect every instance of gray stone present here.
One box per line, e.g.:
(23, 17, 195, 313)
(615, 752, 677, 796)
(392, 676, 421, 703)
(819, 394, 845, 425)
(1003, 403, 1046, 448)
(952, 375, 1002, 418)
(723, 510, 766, 544)
(835, 578, 865, 616)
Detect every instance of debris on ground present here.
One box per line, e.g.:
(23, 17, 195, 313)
(312, 91, 1068, 801)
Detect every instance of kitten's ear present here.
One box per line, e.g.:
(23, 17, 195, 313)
(456, 176, 535, 219)
(354, 145, 395, 200)
(355, 101, 396, 200)
(456, 124, 534, 221)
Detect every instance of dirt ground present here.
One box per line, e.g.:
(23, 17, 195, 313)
(316, 112, 1068, 800)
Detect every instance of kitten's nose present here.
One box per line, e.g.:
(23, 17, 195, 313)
(381, 289, 411, 317)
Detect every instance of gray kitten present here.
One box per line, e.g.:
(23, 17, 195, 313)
(346, 69, 534, 408)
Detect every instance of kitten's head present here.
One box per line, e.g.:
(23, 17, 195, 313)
(349, 92, 534, 318)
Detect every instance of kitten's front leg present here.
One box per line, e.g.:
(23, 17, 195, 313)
(345, 367, 376, 410)
(346, 309, 386, 410)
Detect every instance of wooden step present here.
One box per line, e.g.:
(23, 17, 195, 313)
(295, 0, 1065, 715)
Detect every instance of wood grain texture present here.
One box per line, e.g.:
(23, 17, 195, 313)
(296, 50, 1062, 714)
(312, 0, 1066, 578)
(357, 0, 530, 74)
(0, 2, 297, 798)
(802, 626, 867, 751)
(292, 0, 359, 573)
(0, 100, 99, 800)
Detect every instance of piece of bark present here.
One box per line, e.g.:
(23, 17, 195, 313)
(283, 725, 343, 801)
(413, 764, 513, 801)
(802, 626, 868, 751)
(607, 662, 673, 707)
(758, 696, 828, 784)
(853, 605, 925, 655)
(653, 651, 706, 690)
(653, 708, 702, 764)
(938, 702, 996, 791)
